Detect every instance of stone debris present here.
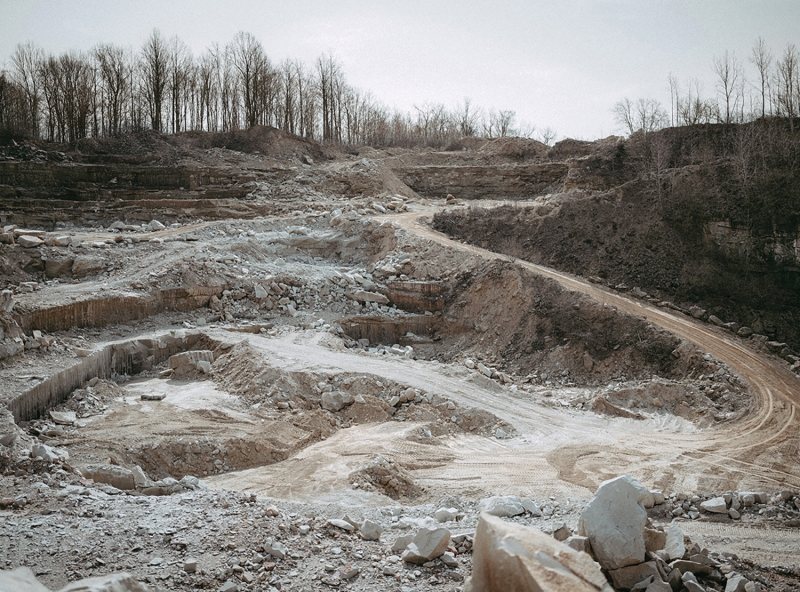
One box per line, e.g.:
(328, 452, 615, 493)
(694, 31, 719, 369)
(168, 350, 214, 378)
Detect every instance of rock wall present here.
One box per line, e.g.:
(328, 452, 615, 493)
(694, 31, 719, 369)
(394, 162, 568, 199)
(6, 332, 203, 422)
(706, 220, 800, 265)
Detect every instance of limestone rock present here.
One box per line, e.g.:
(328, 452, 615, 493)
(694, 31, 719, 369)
(434, 507, 459, 522)
(565, 535, 592, 554)
(327, 518, 355, 532)
(360, 519, 382, 541)
(0, 566, 51, 592)
(577, 474, 649, 570)
(663, 522, 685, 561)
(321, 391, 354, 412)
(17, 235, 43, 248)
(465, 512, 607, 592)
(401, 527, 451, 564)
(147, 220, 165, 231)
(644, 527, 666, 553)
(478, 495, 525, 517)
(351, 289, 389, 304)
(725, 574, 750, 592)
(49, 410, 76, 425)
(608, 561, 659, 590)
(700, 496, 728, 513)
(79, 465, 136, 490)
(521, 498, 543, 516)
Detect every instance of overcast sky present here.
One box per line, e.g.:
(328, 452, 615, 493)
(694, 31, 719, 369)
(1, 0, 798, 140)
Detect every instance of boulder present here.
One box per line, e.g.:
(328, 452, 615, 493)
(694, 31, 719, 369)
(725, 574, 750, 592)
(147, 220, 165, 231)
(401, 527, 451, 564)
(327, 518, 355, 532)
(57, 572, 155, 591)
(737, 326, 753, 337)
(478, 495, 525, 517)
(521, 498, 543, 516)
(71, 255, 106, 277)
(689, 306, 706, 319)
(254, 283, 269, 299)
(700, 496, 728, 513)
(465, 512, 607, 592)
(565, 535, 592, 554)
(577, 475, 649, 570)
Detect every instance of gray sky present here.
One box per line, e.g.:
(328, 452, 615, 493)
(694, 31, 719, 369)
(1, 0, 798, 140)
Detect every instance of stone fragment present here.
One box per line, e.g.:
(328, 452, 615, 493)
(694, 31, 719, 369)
(681, 571, 706, 592)
(360, 519, 382, 541)
(321, 391, 354, 412)
(725, 574, 750, 592)
(663, 522, 685, 561)
(31, 443, 62, 462)
(737, 327, 753, 337)
(700, 496, 728, 513)
(435, 507, 459, 522)
(169, 350, 214, 377)
(351, 289, 389, 304)
(552, 524, 572, 541)
(183, 558, 198, 573)
(689, 306, 706, 319)
(147, 220, 166, 231)
(45, 257, 74, 277)
(728, 508, 741, 519)
(578, 475, 649, 569)
(327, 518, 355, 532)
(263, 538, 287, 560)
(17, 235, 43, 248)
(709, 315, 725, 326)
(401, 527, 451, 564)
(440, 552, 458, 567)
(465, 512, 607, 592)
(521, 498, 543, 516)
(478, 495, 525, 517)
(254, 283, 269, 299)
(49, 410, 76, 425)
(219, 581, 238, 592)
(608, 561, 659, 590)
(672, 560, 713, 577)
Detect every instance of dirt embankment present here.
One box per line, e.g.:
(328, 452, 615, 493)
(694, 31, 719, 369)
(436, 258, 709, 385)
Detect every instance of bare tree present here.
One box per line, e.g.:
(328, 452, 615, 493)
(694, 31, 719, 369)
(141, 29, 168, 131)
(11, 41, 44, 137)
(94, 43, 130, 135)
(613, 98, 667, 135)
(713, 50, 743, 124)
(537, 126, 557, 146)
(775, 43, 798, 132)
(668, 73, 679, 127)
(750, 37, 773, 118)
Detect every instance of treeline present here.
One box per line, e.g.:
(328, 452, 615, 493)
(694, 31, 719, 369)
(0, 30, 542, 147)
(614, 38, 800, 135)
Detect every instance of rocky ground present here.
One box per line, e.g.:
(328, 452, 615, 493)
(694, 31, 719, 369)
(1, 130, 800, 591)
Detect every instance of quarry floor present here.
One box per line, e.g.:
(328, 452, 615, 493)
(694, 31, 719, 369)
(2, 195, 800, 590)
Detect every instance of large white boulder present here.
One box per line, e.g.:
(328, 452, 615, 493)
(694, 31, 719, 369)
(0, 567, 51, 592)
(577, 475, 649, 570)
(465, 512, 607, 592)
